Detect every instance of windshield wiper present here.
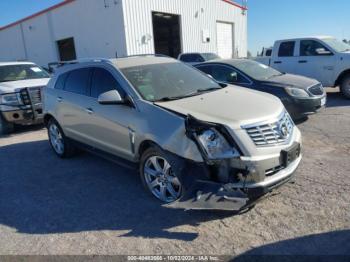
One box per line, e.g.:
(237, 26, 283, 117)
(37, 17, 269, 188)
(196, 87, 222, 93)
(155, 96, 184, 102)
(267, 73, 284, 79)
(155, 87, 222, 102)
(185, 87, 222, 96)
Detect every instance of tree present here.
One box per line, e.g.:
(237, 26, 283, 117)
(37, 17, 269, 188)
(247, 51, 252, 58)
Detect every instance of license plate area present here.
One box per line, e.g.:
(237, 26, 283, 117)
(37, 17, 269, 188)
(281, 143, 301, 167)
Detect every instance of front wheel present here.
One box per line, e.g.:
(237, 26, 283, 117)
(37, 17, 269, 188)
(47, 118, 77, 158)
(340, 74, 350, 99)
(140, 147, 183, 203)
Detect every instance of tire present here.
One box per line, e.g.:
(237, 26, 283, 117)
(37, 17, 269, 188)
(340, 74, 350, 99)
(47, 118, 77, 158)
(0, 114, 14, 135)
(139, 146, 183, 203)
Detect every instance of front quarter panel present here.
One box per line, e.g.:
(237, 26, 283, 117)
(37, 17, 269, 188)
(43, 78, 58, 120)
(133, 100, 204, 163)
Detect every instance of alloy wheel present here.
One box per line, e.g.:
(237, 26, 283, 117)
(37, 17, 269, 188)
(143, 156, 182, 203)
(49, 123, 64, 155)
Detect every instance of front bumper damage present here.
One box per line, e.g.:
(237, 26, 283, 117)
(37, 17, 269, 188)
(165, 115, 302, 211)
(166, 153, 301, 211)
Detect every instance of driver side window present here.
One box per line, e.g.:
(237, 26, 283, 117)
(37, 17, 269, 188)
(210, 65, 249, 84)
(90, 68, 125, 98)
(300, 40, 332, 56)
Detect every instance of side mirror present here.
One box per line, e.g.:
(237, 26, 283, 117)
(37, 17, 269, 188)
(98, 90, 124, 105)
(315, 48, 332, 56)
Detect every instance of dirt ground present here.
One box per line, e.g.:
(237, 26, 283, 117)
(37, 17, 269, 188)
(0, 88, 349, 257)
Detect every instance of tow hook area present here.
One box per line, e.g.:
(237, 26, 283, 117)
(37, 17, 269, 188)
(166, 180, 249, 211)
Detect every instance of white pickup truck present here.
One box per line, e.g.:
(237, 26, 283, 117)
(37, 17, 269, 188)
(254, 36, 350, 98)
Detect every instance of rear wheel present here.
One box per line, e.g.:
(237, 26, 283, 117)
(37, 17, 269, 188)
(340, 74, 350, 99)
(47, 118, 77, 158)
(140, 146, 183, 203)
(0, 114, 14, 135)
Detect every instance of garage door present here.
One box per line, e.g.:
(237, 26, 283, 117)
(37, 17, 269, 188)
(216, 22, 233, 59)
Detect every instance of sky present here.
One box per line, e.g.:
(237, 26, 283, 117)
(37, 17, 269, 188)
(247, 0, 350, 55)
(0, 0, 349, 56)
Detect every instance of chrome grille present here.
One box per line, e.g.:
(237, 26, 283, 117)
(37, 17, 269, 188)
(308, 84, 324, 96)
(28, 87, 42, 105)
(244, 112, 294, 146)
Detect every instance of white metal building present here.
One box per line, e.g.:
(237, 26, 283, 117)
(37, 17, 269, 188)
(0, 0, 248, 67)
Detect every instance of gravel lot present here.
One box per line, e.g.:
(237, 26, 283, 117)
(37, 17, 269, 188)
(0, 88, 349, 257)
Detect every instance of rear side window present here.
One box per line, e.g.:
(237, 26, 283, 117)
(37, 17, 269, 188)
(54, 73, 68, 89)
(210, 65, 249, 84)
(278, 41, 295, 57)
(265, 49, 272, 56)
(90, 68, 124, 98)
(180, 54, 205, 63)
(64, 68, 91, 95)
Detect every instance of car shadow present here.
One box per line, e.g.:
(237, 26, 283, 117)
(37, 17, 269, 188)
(0, 124, 45, 138)
(0, 140, 238, 241)
(233, 230, 350, 261)
(326, 91, 350, 108)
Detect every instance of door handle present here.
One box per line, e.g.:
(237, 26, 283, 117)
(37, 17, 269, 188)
(85, 108, 94, 114)
(298, 60, 308, 63)
(57, 97, 63, 102)
(274, 61, 282, 64)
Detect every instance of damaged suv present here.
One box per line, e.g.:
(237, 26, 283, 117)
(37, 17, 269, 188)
(43, 56, 302, 211)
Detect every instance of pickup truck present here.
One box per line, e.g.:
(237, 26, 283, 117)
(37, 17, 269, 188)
(0, 62, 50, 134)
(254, 36, 350, 98)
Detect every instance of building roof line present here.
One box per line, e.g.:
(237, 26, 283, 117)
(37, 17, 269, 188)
(222, 0, 248, 10)
(0, 0, 76, 31)
(0, 0, 247, 32)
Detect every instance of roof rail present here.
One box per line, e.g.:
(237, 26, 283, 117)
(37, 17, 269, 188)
(47, 58, 113, 73)
(116, 53, 172, 59)
(47, 55, 172, 73)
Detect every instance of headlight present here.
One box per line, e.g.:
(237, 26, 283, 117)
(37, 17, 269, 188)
(0, 93, 22, 106)
(285, 87, 310, 98)
(197, 128, 240, 160)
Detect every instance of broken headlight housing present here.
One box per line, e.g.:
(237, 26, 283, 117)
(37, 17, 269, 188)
(186, 115, 241, 161)
(197, 128, 240, 160)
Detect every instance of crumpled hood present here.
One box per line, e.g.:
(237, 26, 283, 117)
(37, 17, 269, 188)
(261, 73, 319, 89)
(0, 78, 50, 94)
(155, 86, 285, 129)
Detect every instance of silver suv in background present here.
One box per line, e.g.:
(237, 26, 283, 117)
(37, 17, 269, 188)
(0, 62, 50, 134)
(43, 56, 302, 211)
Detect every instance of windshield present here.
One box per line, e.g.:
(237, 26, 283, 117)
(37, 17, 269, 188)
(121, 62, 221, 101)
(202, 53, 221, 61)
(0, 64, 49, 83)
(322, 38, 350, 52)
(231, 60, 283, 81)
